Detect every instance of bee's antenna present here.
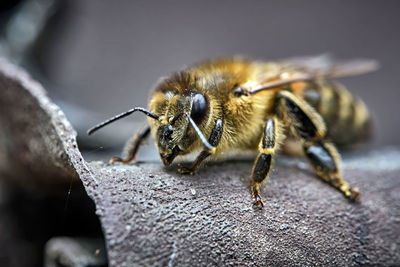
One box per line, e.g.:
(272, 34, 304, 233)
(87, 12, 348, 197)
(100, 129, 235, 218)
(87, 107, 159, 135)
(185, 112, 214, 152)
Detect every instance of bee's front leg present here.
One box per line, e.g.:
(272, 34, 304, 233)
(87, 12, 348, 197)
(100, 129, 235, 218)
(178, 119, 223, 175)
(177, 150, 213, 175)
(110, 126, 151, 164)
(250, 117, 281, 208)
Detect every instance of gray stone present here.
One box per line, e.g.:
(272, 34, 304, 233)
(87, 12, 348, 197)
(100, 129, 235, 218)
(45, 237, 107, 267)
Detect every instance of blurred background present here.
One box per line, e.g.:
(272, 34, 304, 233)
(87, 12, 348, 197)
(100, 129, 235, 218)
(0, 0, 399, 266)
(1, 0, 400, 152)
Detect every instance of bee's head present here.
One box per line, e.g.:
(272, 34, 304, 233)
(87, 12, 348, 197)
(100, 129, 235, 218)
(86, 87, 212, 167)
(151, 90, 210, 166)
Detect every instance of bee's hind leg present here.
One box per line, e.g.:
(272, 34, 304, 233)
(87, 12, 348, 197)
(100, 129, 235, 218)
(277, 90, 359, 201)
(110, 126, 151, 164)
(178, 119, 223, 175)
(303, 141, 359, 200)
(250, 116, 282, 208)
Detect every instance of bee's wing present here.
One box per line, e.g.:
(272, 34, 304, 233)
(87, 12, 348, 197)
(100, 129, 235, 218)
(249, 54, 379, 94)
(282, 54, 379, 78)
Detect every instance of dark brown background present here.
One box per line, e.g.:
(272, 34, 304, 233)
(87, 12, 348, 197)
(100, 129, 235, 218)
(31, 0, 400, 147)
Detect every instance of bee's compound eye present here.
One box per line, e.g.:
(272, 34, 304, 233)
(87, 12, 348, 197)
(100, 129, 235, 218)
(191, 93, 207, 124)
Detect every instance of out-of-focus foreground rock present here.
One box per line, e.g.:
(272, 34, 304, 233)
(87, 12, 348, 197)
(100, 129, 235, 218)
(0, 58, 399, 266)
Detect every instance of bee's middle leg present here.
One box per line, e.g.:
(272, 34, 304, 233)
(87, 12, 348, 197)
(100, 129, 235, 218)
(178, 119, 223, 175)
(250, 117, 281, 208)
(110, 126, 151, 164)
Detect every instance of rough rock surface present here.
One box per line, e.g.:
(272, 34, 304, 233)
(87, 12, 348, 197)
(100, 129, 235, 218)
(0, 58, 80, 191)
(0, 58, 399, 266)
(45, 237, 107, 267)
(89, 160, 400, 266)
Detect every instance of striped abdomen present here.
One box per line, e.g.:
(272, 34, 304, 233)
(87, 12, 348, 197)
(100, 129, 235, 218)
(299, 80, 372, 148)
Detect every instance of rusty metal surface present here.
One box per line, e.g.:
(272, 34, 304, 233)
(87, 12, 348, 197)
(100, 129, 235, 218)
(0, 58, 399, 266)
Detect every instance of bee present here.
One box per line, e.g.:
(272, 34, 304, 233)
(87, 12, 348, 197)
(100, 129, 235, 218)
(88, 55, 377, 207)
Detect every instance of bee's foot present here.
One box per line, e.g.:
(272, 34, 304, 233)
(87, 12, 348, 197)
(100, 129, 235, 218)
(348, 187, 360, 202)
(177, 167, 195, 175)
(251, 184, 264, 209)
(253, 195, 264, 209)
(109, 156, 132, 165)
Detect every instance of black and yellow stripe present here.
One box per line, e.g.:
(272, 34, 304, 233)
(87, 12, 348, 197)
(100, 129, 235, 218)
(296, 80, 371, 148)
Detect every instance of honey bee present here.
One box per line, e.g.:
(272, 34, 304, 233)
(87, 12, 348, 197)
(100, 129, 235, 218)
(88, 55, 377, 207)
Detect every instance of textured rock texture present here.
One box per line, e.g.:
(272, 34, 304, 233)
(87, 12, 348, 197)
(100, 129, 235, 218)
(89, 160, 400, 266)
(45, 237, 107, 267)
(0, 58, 80, 191)
(0, 58, 399, 266)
